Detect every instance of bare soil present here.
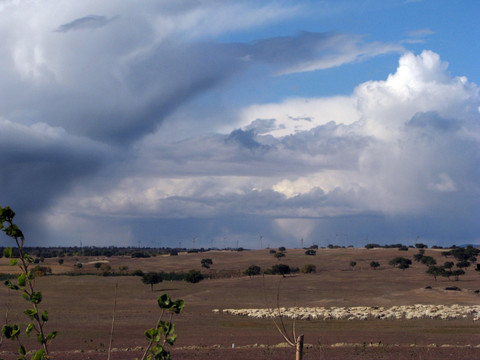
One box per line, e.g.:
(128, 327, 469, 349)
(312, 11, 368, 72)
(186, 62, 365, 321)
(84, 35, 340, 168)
(1, 248, 480, 359)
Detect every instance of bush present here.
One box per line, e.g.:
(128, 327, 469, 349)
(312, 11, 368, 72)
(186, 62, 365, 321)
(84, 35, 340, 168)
(201, 258, 213, 269)
(268, 264, 291, 277)
(278, 246, 286, 252)
(305, 249, 316, 256)
(131, 269, 144, 276)
(369, 261, 380, 270)
(274, 252, 286, 259)
(185, 270, 204, 284)
(244, 265, 261, 278)
(301, 264, 316, 273)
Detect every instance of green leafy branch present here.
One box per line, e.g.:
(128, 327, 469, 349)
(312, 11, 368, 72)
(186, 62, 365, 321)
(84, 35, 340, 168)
(139, 293, 185, 360)
(0, 206, 57, 360)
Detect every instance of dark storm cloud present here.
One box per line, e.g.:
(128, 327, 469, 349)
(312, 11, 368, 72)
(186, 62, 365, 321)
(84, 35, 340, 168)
(54, 15, 116, 32)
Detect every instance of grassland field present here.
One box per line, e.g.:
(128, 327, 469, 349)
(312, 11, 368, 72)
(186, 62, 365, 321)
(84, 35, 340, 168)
(0, 247, 479, 359)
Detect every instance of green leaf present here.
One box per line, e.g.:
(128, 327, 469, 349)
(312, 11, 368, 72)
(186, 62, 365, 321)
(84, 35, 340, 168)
(157, 293, 172, 309)
(18, 345, 26, 355)
(41, 310, 48, 322)
(31, 349, 45, 360)
(4, 280, 19, 290)
(5, 224, 23, 239)
(36, 333, 45, 344)
(23, 254, 34, 263)
(2, 324, 20, 339)
(144, 328, 158, 340)
(9, 258, 18, 266)
(3, 247, 12, 258)
(172, 299, 185, 314)
(26, 323, 34, 335)
(30, 291, 42, 304)
(166, 333, 177, 346)
(24, 308, 37, 320)
(17, 273, 27, 287)
(46, 331, 57, 341)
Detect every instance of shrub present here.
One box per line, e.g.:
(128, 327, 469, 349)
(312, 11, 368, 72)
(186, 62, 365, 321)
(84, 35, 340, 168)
(349, 261, 357, 269)
(185, 270, 204, 284)
(201, 258, 213, 269)
(305, 249, 316, 256)
(301, 264, 316, 273)
(268, 264, 291, 277)
(278, 246, 286, 252)
(274, 252, 286, 259)
(244, 265, 261, 278)
(369, 261, 380, 270)
(131, 269, 144, 276)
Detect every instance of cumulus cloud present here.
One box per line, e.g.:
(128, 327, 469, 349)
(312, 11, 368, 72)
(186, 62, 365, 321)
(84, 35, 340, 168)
(0, 1, 478, 247)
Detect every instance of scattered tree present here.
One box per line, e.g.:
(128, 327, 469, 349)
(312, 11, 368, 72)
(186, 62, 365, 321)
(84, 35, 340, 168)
(244, 265, 262, 278)
(369, 261, 380, 270)
(349, 261, 357, 270)
(94, 262, 102, 272)
(452, 269, 465, 281)
(142, 272, 163, 291)
(413, 248, 425, 262)
(274, 252, 286, 260)
(278, 246, 286, 252)
(267, 264, 291, 277)
(456, 260, 471, 269)
(426, 265, 445, 281)
(201, 258, 213, 269)
(444, 261, 454, 269)
(389, 257, 412, 269)
(420, 256, 437, 266)
(305, 249, 316, 256)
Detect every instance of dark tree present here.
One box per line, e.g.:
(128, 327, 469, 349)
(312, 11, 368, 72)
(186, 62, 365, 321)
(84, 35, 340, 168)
(185, 270, 204, 284)
(244, 265, 261, 278)
(420, 256, 437, 266)
(142, 272, 163, 291)
(201, 258, 213, 269)
(274, 252, 286, 260)
(278, 246, 286, 252)
(426, 265, 445, 281)
(452, 269, 466, 281)
(369, 261, 380, 270)
(444, 261, 454, 269)
(456, 260, 471, 269)
(349, 261, 357, 270)
(270, 264, 291, 277)
(305, 249, 316, 256)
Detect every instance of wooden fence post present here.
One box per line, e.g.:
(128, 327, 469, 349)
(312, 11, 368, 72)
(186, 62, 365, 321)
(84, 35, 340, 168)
(295, 334, 304, 360)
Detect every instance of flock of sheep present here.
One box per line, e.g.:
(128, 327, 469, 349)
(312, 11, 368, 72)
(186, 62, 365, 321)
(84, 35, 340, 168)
(214, 304, 480, 321)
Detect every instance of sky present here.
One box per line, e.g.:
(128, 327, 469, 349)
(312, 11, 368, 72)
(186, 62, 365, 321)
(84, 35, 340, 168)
(1, 0, 479, 249)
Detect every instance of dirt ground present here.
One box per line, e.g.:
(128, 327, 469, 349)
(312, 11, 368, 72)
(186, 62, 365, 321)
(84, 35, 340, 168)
(0, 248, 480, 359)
